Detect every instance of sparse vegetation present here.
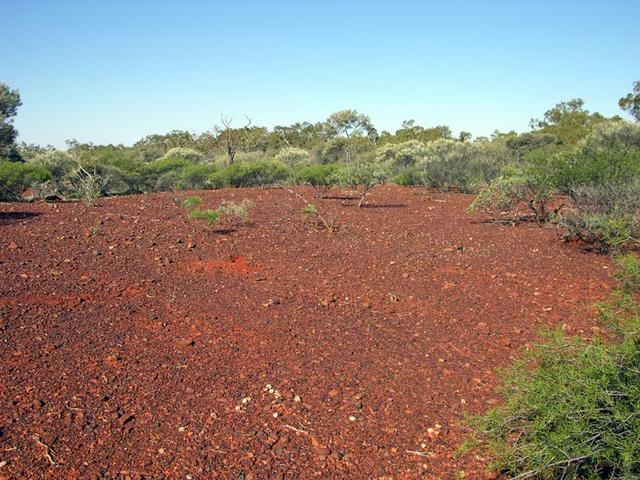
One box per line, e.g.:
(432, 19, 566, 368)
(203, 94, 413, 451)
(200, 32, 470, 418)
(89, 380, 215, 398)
(336, 160, 389, 207)
(188, 208, 220, 224)
(218, 199, 255, 224)
(297, 163, 343, 198)
(301, 203, 318, 217)
(466, 255, 640, 479)
(0, 160, 51, 201)
(180, 195, 203, 209)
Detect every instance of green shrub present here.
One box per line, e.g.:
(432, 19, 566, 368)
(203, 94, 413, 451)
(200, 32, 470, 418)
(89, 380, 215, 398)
(560, 212, 639, 253)
(141, 156, 190, 176)
(468, 167, 556, 222)
(376, 139, 428, 169)
(297, 201, 339, 231)
(393, 166, 423, 186)
(336, 160, 389, 208)
(176, 163, 217, 190)
(28, 150, 76, 199)
(615, 254, 640, 293)
(0, 160, 51, 200)
(301, 203, 318, 217)
(472, 140, 640, 228)
(526, 148, 640, 197)
(418, 139, 501, 193)
(188, 208, 220, 224)
(209, 160, 289, 188)
(580, 120, 640, 153)
(275, 147, 310, 171)
(505, 132, 559, 162)
(154, 170, 179, 192)
(159, 147, 205, 164)
(218, 198, 255, 224)
(558, 178, 640, 253)
(180, 195, 203, 209)
(467, 255, 640, 478)
(30, 150, 75, 178)
(297, 163, 344, 198)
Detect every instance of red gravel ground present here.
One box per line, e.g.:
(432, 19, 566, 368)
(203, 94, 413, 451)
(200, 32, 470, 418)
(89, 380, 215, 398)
(0, 185, 613, 479)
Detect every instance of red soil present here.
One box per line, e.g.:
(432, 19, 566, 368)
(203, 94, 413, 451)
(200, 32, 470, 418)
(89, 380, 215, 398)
(0, 186, 613, 479)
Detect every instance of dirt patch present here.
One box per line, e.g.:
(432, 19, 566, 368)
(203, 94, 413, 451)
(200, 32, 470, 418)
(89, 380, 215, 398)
(0, 186, 613, 479)
(188, 255, 259, 276)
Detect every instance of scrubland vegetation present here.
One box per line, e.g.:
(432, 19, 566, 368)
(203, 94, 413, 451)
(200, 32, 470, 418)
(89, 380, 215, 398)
(2, 81, 640, 253)
(2, 78, 640, 479)
(467, 255, 640, 478)
(2, 81, 639, 254)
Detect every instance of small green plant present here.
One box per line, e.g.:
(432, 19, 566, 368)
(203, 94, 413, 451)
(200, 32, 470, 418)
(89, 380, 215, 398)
(188, 208, 220, 224)
(559, 212, 639, 253)
(280, 185, 339, 232)
(71, 165, 102, 206)
(301, 203, 318, 217)
(614, 253, 640, 293)
(180, 195, 203, 209)
(466, 254, 640, 479)
(218, 198, 254, 224)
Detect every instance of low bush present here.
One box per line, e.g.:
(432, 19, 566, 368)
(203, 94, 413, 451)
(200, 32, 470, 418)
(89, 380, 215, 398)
(297, 163, 343, 198)
(275, 147, 311, 182)
(188, 208, 220, 224)
(209, 160, 289, 188)
(299, 201, 339, 231)
(472, 127, 640, 234)
(301, 203, 318, 217)
(180, 195, 203, 209)
(176, 163, 217, 190)
(419, 139, 501, 193)
(0, 160, 51, 200)
(615, 253, 640, 293)
(159, 147, 205, 164)
(376, 139, 428, 169)
(392, 166, 423, 186)
(466, 255, 640, 479)
(154, 170, 180, 192)
(468, 167, 557, 222)
(558, 181, 640, 253)
(336, 160, 389, 208)
(218, 198, 255, 224)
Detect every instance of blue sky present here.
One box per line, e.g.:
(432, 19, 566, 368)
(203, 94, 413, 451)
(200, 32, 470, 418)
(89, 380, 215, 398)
(2, 0, 639, 147)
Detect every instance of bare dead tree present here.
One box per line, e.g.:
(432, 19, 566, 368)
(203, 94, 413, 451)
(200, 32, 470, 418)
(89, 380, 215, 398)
(214, 115, 265, 165)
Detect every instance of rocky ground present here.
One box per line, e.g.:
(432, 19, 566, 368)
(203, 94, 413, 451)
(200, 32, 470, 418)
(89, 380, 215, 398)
(0, 185, 613, 479)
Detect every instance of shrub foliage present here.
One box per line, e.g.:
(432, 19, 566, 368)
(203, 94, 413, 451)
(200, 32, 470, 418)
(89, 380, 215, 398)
(467, 255, 640, 479)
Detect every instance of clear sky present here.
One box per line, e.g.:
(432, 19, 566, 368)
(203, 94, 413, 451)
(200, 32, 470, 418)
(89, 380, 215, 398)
(2, 0, 639, 148)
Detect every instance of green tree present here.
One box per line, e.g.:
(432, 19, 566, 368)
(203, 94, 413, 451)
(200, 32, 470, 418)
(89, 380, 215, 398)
(530, 99, 613, 146)
(0, 82, 22, 160)
(376, 139, 427, 169)
(379, 120, 452, 145)
(325, 110, 377, 161)
(619, 80, 640, 122)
